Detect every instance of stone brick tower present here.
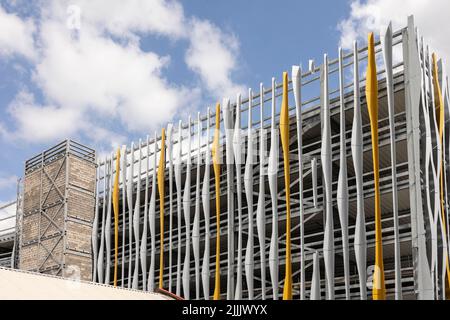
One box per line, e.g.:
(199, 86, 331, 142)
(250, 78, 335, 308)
(19, 140, 96, 281)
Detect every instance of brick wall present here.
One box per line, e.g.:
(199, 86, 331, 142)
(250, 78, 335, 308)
(19, 151, 96, 282)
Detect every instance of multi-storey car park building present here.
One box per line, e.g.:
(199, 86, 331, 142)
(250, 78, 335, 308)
(1, 16, 450, 300)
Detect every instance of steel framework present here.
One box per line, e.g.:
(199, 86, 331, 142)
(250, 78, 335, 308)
(92, 16, 450, 300)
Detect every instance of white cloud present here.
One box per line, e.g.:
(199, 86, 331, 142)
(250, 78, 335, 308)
(0, 4, 35, 59)
(7, 90, 82, 143)
(0, 174, 18, 191)
(186, 18, 245, 99)
(0, 0, 245, 153)
(33, 17, 195, 132)
(338, 0, 450, 76)
(47, 0, 187, 39)
(85, 126, 127, 159)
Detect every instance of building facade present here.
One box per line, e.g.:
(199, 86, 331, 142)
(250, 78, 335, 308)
(3, 15, 449, 300)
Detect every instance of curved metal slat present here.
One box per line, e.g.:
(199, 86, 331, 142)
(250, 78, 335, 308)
(212, 104, 222, 300)
(381, 22, 402, 300)
(233, 96, 244, 300)
(182, 120, 192, 299)
(352, 41, 367, 300)
(158, 131, 166, 290)
(132, 142, 142, 289)
(244, 90, 255, 300)
(148, 133, 157, 292)
(337, 48, 350, 300)
(256, 83, 267, 300)
(268, 78, 279, 300)
(202, 110, 211, 300)
(366, 33, 386, 300)
(321, 55, 335, 300)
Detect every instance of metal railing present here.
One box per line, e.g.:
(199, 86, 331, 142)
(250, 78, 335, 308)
(25, 140, 96, 174)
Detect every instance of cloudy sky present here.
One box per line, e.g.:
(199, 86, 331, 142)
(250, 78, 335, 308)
(0, 0, 449, 204)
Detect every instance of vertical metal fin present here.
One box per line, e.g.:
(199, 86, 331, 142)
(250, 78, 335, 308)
(120, 145, 127, 287)
(183, 119, 192, 299)
(97, 160, 107, 284)
(113, 148, 121, 287)
(310, 252, 321, 300)
(321, 54, 335, 300)
(167, 124, 174, 292)
(425, 47, 439, 298)
(268, 78, 279, 300)
(202, 109, 211, 300)
(158, 131, 166, 289)
(132, 142, 142, 289)
(311, 158, 318, 209)
(413, 29, 433, 300)
(92, 162, 100, 283)
(366, 32, 386, 300)
(140, 137, 149, 291)
(292, 65, 305, 300)
(381, 22, 402, 299)
(432, 53, 450, 296)
(223, 98, 235, 300)
(213, 104, 222, 300)
(193, 113, 202, 300)
(280, 72, 292, 300)
(126, 143, 134, 289)
(244, 89, 255, 300)
(233, 96, 244, 300)
(337, 48, 350, 300)
(256, 83, 267, 300)
(175, 121, 183, 296)
(352, 41, 367, 300)
(148, 133, 157, 292)
(105, 156, 113, 285)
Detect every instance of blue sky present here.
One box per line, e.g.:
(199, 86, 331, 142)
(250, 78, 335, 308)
(0, 0, 449, 204)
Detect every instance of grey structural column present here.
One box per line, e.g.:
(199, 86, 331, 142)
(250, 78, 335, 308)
(244, 88, 255, 300)
(381, 22, 402, 300)
(256, 83, 267, 300)
(292, 66, 305, 300)
(202, 109, 211, 300)
(321, 54, 334, 300)
(223, 98, 235, 300)
(351, 40, 367, 300)
(268, 78, 279, 300)
(233, 96, 244, 300)
(337, 48, 350, 300)
(403, 15, 434, 300)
